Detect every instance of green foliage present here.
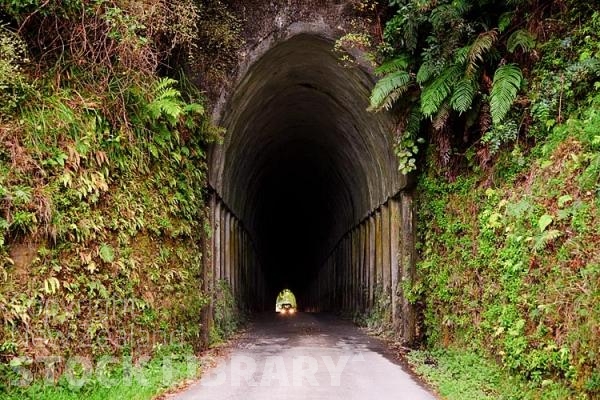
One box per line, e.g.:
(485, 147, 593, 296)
(415, 93, 600, 396)
(490, 64, 524, 125)
(407, 349, 576, 400)
(0, 0, 224, 394)
(211, 280, 242, 345)
(394, 107, 424, 174)
(421, 65, 462, 118)
(450, 77, 477, 114)
(0, 345, 199, 400)
(371, 0, 533, 171)
(0, 25, 31, 119)
(369, 70, 413, 111)
(507, 29, 536, 54)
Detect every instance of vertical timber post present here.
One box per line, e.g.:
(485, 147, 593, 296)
(382, 203, 391, 320)
(368, 215, 376, 310)
(375, 209, 383, 300)
(401, 190, 417, 344)
(201, 193, 216, 349)
(389, 197, 401, 332)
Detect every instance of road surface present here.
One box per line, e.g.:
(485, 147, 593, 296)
(170, 313, 436, 400)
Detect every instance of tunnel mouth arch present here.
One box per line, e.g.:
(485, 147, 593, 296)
(208, 31, 407, 309)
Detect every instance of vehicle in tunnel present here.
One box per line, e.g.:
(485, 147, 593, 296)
(275, 288, 297, 314)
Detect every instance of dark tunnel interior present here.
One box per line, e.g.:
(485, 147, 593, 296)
(210, 34, 404, 307)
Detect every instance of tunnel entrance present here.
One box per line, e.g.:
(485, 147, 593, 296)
(206, 32, 417, 341)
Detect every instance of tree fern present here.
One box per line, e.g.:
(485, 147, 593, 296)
(450, 77, 477, 113)
(490, 64, 523, 125)
(369, 70, 413, 111)
(420, 65, 462, 118)
(507, 29, 535, 53)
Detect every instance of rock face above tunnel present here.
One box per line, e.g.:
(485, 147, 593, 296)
(205, 0, 378, 115)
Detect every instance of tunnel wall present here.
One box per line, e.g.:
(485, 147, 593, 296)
(304, 192, 416, 342)
(202, 16, 419, 345)
(202, 193, 266, 344)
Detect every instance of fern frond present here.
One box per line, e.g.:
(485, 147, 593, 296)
(146, 77, 185, 125)
(154, 77, 178, 93)
(498, 12, 513, 33)
(507, 29, 535, 53)
(466, 30, 497, 76)
(406, 105, 422, 136)
(432, 100, 451, 131)
(490, 64, 523, 125)
(416, 60, 438, 85)
(375, 54, 411, 76)
(369, 70, 413, 111)
(148, 99, 182, 125)
(452, 0, 471, 14)
(183, 103, 204, 115)
(155, 88, 180, 102)
(420, 65, 461, 118)
(533, 229, 561, 251)
(453, 45, 471, 65)
(450, 77, 477, 113)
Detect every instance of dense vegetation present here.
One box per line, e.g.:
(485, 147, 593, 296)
(365, 0, 599, 397)
(1, 0, 598, 398)
(0, 1, 245, 397)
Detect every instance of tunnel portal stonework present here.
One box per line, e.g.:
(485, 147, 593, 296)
(202, 2, 418, 345)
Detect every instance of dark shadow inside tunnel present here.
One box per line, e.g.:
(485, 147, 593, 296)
(253, 139, 338, 299)
(209, 33, 405, 309)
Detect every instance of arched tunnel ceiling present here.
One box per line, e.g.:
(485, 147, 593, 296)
(210, 33, 406, 296)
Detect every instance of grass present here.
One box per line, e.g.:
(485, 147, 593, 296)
(407, 348, 580, 400)
(0, 347, 201, 400)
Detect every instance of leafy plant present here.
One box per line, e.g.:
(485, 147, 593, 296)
(370, 1, 534, 173)
(490, 64, 524, 125)
(0, 25, 31, 118)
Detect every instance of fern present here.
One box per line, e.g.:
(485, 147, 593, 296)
(533, 229, 561, 252)
(402, 13, 420, 52)
(430, 4, 462, 31)
(416, 60, 438, 85)
(490, 64, 523, 125)
(453, 45, 471, 65)
(375, 54, 411, 76)
(432, 100, 451, 131)
(450, 77, 477, 113)
(507, 29, 535, 53)
(466, 30, 497, 76)
(147, 77, 184, 125)
(394, 105, 424, 174)
(405, 105, 422, 136)
(369, 70, 413, 111)
(420, 65, 462, 118)
(153, 77, 178, 93)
